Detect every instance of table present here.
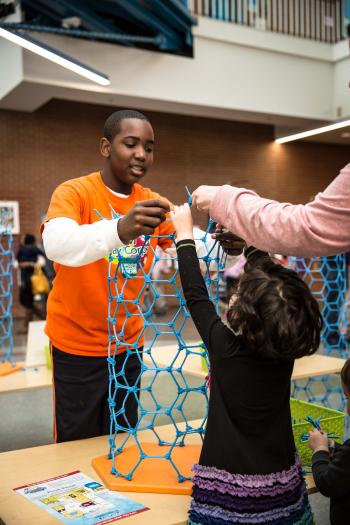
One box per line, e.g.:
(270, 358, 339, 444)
(292, 354, 346, 380)
(0, 350, 345, 396)
(144, 344, 346, 381)
(0, 365, 52, 394)
(0, 420, 316, 525)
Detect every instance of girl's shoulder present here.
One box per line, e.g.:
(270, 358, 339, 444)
(221, 341, 294, 364)
(217, 348, 294, 377)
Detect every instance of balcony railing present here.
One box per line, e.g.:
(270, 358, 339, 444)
(189, 0, 346, 43)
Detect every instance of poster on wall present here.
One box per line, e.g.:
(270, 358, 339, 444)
(0, 201, 20, 234)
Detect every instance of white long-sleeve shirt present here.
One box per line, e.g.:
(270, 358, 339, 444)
(43, 217, 221, 267)
(42, 217, 125, 266)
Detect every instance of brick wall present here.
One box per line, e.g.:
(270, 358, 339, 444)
(0, 99, 348, 316)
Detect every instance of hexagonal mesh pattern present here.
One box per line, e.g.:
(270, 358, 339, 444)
(290, 255, 347, 354)
(107, 222, 224, 482)
(107, 235, 349, 480)
(0, 216, 14, 364)
(290, 255, 348, 418)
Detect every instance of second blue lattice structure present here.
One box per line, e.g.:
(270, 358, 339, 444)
(291, 254, 348, 416)
(0, 222, 14, 364)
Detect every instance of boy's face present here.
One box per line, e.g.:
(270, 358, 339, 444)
(342, 382, 350, 416)
(101, 118, 154, 190)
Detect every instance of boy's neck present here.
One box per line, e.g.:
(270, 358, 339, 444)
(100, 168, 132, 195)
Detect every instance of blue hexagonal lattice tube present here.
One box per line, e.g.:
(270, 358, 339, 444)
(106, 233, 349, 480)
(106, 221, 224, 482)
(0, 213, 14, 364)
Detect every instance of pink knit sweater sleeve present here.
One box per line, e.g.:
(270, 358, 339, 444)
(210, 163, 350, 257)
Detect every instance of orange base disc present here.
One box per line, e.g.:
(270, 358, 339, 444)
(92, 442, 201, 495)
(0, 362, 23, 377)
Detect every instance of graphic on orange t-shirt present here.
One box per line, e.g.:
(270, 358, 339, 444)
(105, 235, 150, 276)
(43, 172, 174, 357)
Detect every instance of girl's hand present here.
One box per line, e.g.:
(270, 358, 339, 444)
(170, 203, 194, 242)
(308, 428, 330, 454)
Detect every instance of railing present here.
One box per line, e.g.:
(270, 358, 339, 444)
(189, 0, 346, 43)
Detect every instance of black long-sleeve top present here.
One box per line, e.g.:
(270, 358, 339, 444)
(312, 440, 350, 524)
(176, 239, 295, 475)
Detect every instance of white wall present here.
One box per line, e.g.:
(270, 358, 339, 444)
(0, 8, 23, 100)
(333, 40, 350, 119)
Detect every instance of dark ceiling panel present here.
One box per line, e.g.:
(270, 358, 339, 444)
(14, 0, 196, 56)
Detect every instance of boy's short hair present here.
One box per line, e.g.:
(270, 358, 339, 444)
(227, 254, 323, 360)
(103, 109, 150, 142)
(341, 359, 350, 391)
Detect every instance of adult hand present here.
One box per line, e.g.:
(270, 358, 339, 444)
(308, 428, 329, 453)
(212, 225, 245, 255)
(170, 203, 194, 242)
(117, 199, 170, 244)
(192, 185, 221, 212)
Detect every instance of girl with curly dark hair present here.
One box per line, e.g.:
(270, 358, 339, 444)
(171, 203, 323, 525)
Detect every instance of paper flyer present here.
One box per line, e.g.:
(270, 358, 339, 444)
(14, 470, 149, 524)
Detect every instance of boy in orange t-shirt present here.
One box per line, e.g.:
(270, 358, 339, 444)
(42, 109, 174, 442)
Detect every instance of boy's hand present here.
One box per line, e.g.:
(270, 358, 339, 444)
(212, 225, 245, 255)
(117, 199, 169, 244)
(192, 185, 221, 212)
(170, 203, 194, 242)
(308, 428, 330, 454)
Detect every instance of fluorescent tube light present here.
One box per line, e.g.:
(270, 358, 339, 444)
(0, 27, 110, 86)
(275, 119, 350, 144)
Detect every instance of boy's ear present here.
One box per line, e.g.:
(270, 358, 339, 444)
(100, 137, 111, 158)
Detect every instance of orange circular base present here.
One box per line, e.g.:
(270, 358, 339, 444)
(92, 442, 201, 495)
(0, 362, 23, 377)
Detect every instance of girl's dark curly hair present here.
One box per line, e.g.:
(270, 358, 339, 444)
(227, 251, 323, 360)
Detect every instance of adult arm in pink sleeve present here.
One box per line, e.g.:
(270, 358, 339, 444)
(210, 163, 350, 257)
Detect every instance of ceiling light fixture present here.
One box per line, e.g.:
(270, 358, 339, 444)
(0, 27, 110, 86)
(275, 119, 350, 144)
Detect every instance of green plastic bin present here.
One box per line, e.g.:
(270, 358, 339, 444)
(291, 398, 345, 465)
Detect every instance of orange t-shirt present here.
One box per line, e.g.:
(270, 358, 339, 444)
(43, 172, 174, 356)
